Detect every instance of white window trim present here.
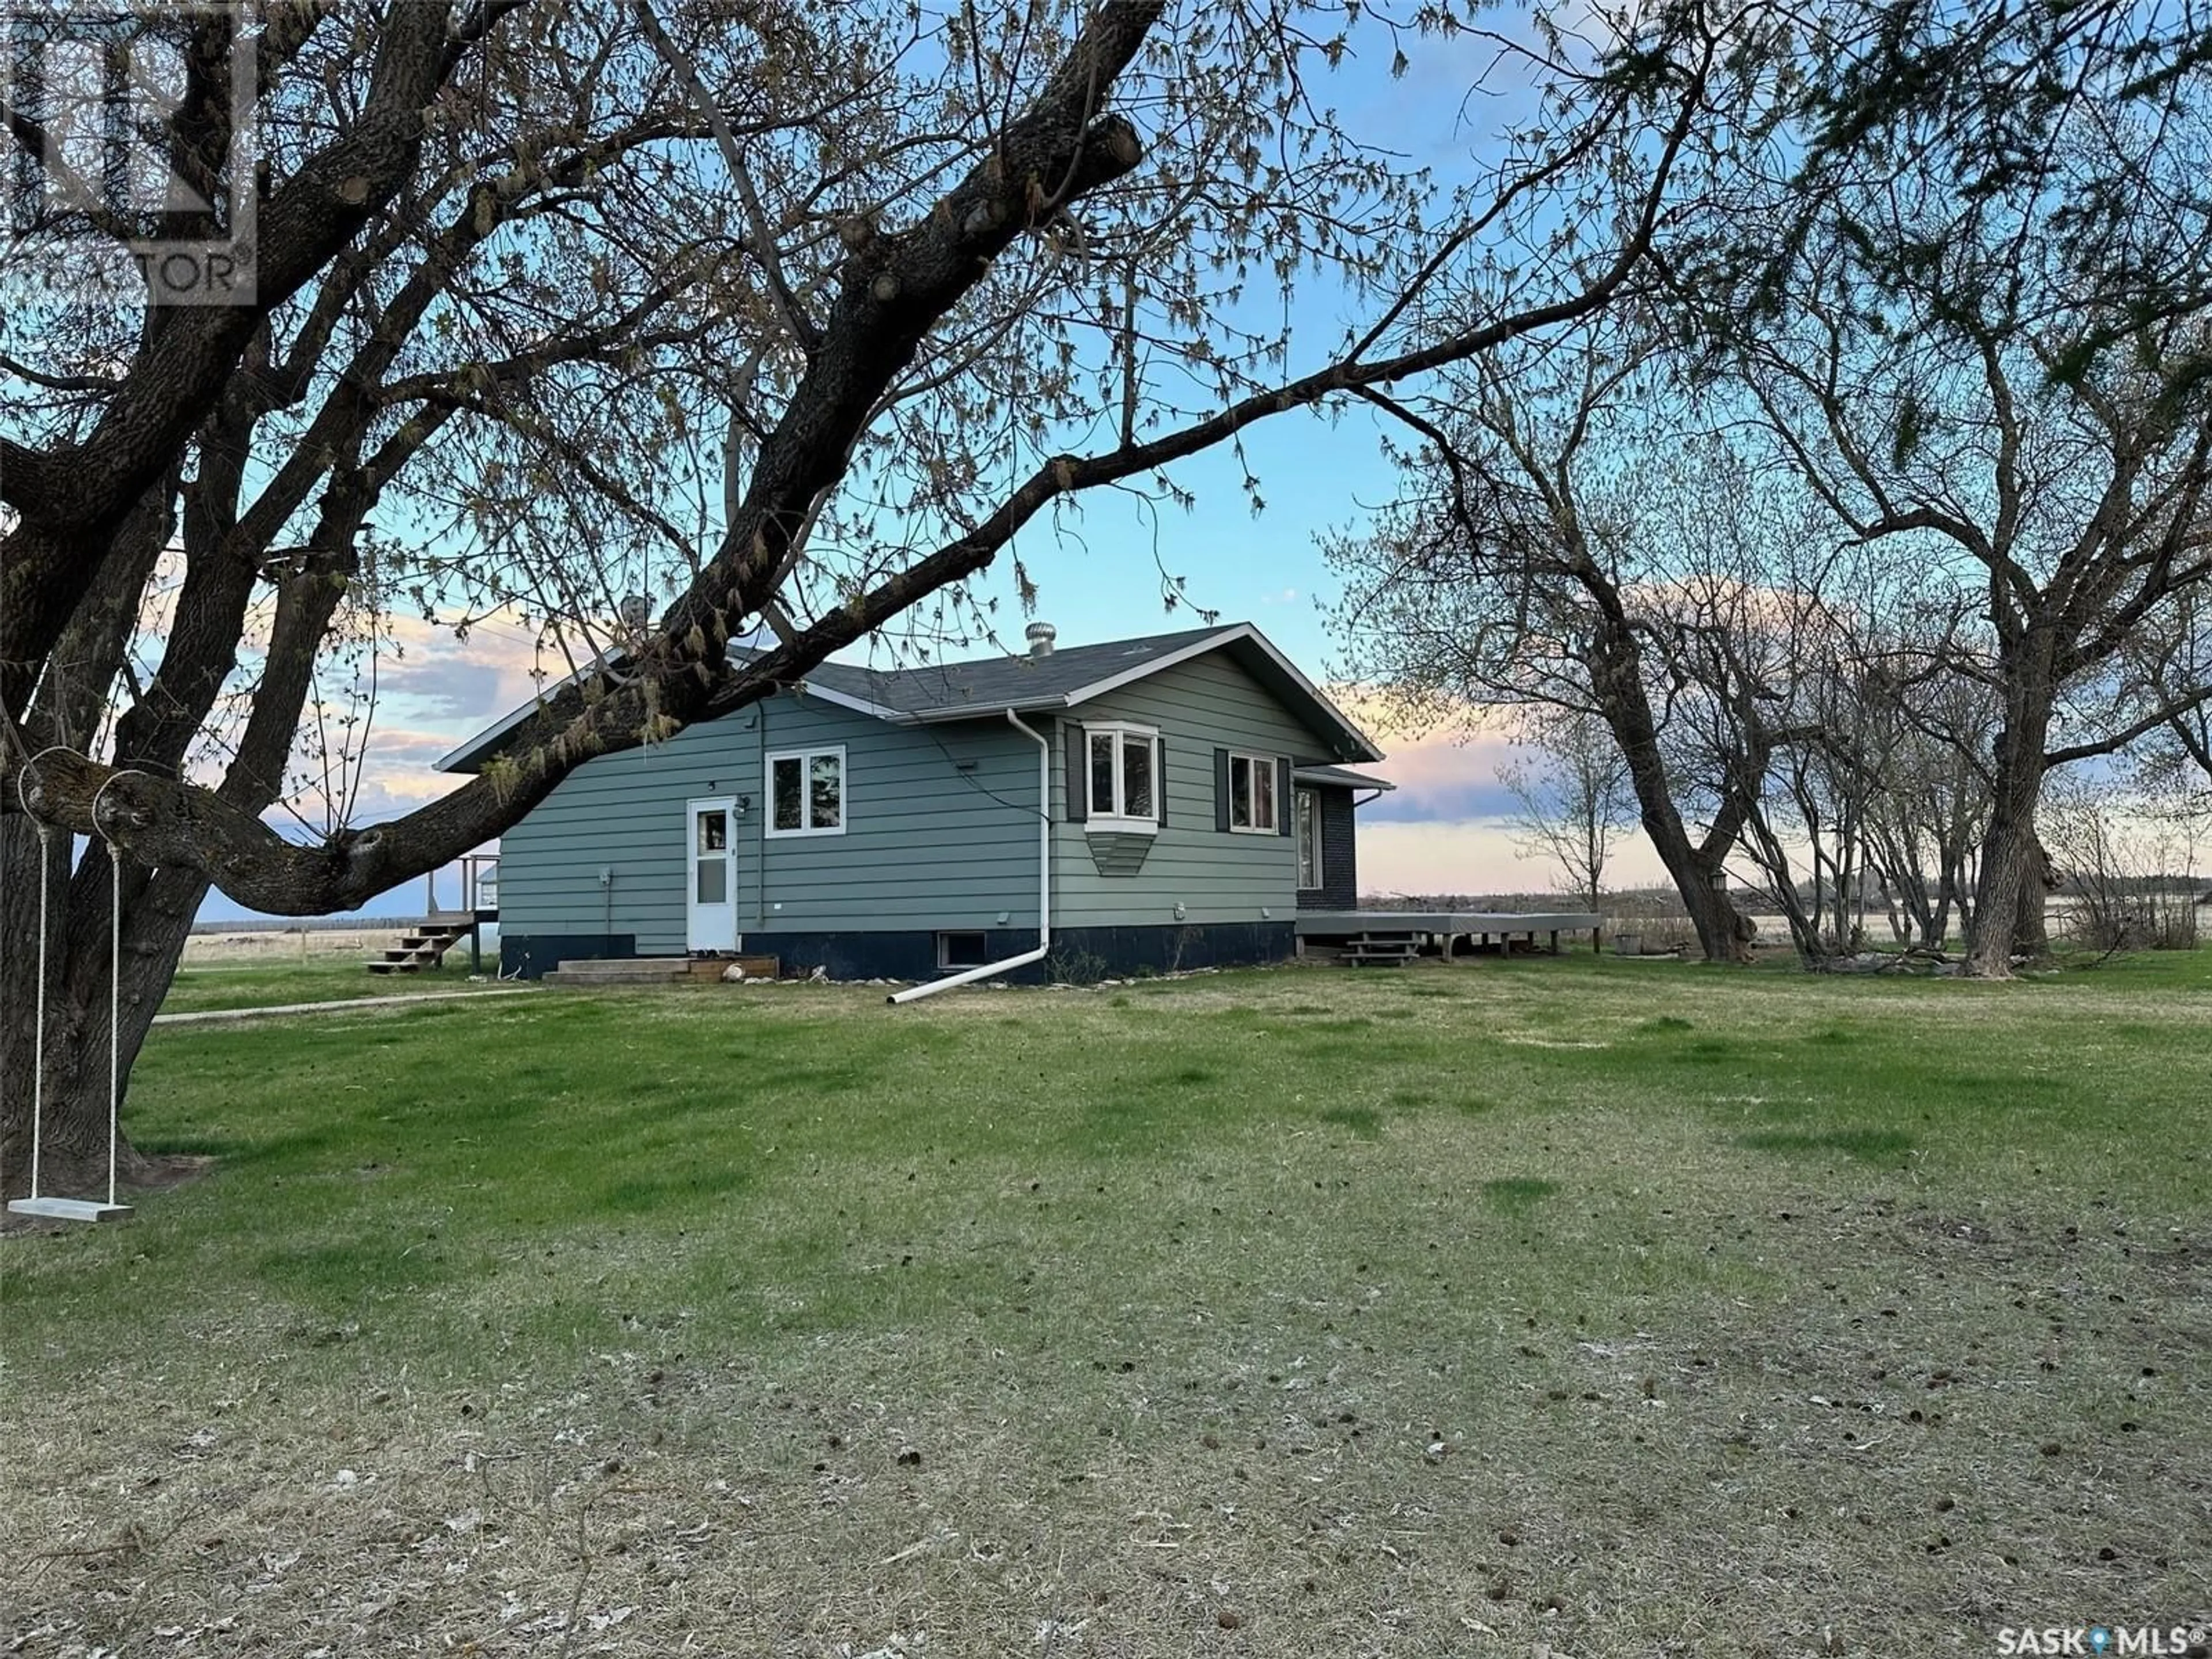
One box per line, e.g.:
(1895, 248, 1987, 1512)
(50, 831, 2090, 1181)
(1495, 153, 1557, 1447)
(1082, 721, 1160, 835)
(764, 744, 847, 838)
(1227, 749, 1279, 835)
(1296, 787, 1323, 889)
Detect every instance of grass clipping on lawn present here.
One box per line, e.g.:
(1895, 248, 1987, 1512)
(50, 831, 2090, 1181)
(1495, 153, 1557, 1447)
(4, 954, 2210, 1656)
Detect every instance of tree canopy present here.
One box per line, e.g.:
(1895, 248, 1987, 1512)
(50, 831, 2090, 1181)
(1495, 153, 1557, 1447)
(1, 0, 1786, 1191)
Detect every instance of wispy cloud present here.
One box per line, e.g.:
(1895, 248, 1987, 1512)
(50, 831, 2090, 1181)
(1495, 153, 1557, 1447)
(281, 609, 553, 842)
(1327, 687, 1519, 821)
(1327, 688, 1679, 896)
(1357, 817, 1673, 899)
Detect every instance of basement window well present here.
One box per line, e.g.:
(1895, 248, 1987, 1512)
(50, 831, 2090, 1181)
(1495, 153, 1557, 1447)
(937, 931, 991, 969)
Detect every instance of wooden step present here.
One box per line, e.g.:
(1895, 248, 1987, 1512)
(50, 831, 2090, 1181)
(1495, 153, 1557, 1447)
(684, 955, 781, 982)
(542, 957, 692, 986)
(1340, 931, 1422, 968)
(365, 916, 477, 975)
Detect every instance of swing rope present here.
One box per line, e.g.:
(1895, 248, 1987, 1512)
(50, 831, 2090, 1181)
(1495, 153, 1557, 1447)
(111, 838, 120, 1209)
(90, 770, 141, 1211)
(28, 821, 52, 1202)
(14, 746, 75, 1206)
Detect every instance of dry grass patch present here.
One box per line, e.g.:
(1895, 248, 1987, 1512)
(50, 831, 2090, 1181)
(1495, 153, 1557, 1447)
(5, 955, 2210, 1655)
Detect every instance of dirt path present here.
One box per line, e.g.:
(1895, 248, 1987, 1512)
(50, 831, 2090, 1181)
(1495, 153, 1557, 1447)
(152, 987, 538, 1027)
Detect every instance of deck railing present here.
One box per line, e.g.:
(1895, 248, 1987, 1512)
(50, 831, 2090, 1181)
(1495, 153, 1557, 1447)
(424, 852, 500, 919)
(459, 852, 499, 916)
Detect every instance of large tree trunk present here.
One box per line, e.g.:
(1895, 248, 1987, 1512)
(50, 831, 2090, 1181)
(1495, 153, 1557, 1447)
(1583, 621, 1755, 963)
(2, 824, 206, 1200)
(1967, 672, 2055, 977)
(1622, 801, 1753, 963)
(2012, 831, 2056, 957)
(1668, 840, 1758, 963)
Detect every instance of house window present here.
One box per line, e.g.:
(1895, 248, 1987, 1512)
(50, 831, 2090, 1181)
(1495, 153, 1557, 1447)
(694, 805, 731, 904)
(1227, 751, 1278, 833)
(1297, 789, 1322, 888)
(1083, 722, 1160, 830)
(766, 745, 845, 836)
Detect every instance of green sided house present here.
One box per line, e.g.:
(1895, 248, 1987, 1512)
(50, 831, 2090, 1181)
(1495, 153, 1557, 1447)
(435, 621, 1396, 982)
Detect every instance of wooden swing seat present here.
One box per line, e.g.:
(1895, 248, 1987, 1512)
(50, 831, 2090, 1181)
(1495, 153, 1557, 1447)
(8, 1196, 132, 1223)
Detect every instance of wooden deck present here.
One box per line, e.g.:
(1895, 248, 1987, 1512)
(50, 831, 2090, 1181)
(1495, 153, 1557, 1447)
(1296, 910, 1602, 959)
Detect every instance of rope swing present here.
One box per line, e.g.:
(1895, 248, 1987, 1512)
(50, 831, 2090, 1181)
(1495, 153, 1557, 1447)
(7, 753, 135, 1224)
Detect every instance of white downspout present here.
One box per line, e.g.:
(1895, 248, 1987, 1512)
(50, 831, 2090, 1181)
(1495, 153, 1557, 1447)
(889, 709, 1051, 1003)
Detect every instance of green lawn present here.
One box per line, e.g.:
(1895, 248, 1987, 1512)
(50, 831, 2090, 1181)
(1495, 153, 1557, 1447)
(6, 955, 2209, 1656)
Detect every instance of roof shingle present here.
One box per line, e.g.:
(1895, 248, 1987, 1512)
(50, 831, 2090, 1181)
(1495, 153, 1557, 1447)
(763, 624, 1233, 716)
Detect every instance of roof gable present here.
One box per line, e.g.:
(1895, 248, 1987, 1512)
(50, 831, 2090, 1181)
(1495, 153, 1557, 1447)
(767, 625, 1226, 718)
(788, 623, 1378, 762)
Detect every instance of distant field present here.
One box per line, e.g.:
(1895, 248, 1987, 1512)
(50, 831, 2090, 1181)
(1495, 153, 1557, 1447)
(183, 923, 415, 965)
(6, 953, 2209, 1656)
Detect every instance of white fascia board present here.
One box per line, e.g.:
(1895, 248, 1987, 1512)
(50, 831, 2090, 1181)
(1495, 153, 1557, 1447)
(1061, 623, 1385, 763)
(1055, 626, 1240, 706)
(1294, 764, 1397, 791)
(787, 679, 914, 724)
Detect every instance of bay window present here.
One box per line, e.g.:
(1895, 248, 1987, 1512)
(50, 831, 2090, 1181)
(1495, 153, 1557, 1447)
(1082, 722, 1160, 830)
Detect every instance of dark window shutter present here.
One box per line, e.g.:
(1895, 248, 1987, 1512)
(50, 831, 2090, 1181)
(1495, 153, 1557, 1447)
(1214, 747, 1232, 832)
(1153, 738, 1166, 827)
(1277, 757, 1294, 835)
(1065, 724, 1086, 822)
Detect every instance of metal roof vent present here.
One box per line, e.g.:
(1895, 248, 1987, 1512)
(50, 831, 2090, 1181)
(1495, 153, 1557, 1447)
(1025, 622, 1057, 657)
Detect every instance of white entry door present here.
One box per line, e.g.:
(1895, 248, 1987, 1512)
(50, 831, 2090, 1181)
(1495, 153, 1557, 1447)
(687, 797, 738, 952)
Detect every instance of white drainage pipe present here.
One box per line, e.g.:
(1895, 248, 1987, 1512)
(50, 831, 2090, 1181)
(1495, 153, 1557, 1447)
(890, 710, 1051, 1003)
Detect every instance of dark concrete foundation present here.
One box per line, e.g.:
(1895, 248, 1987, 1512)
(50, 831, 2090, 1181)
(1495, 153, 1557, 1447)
(501, 933, 636, 979)
(505, 922, 1296, 984)
(751, 921, 1293, 983)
